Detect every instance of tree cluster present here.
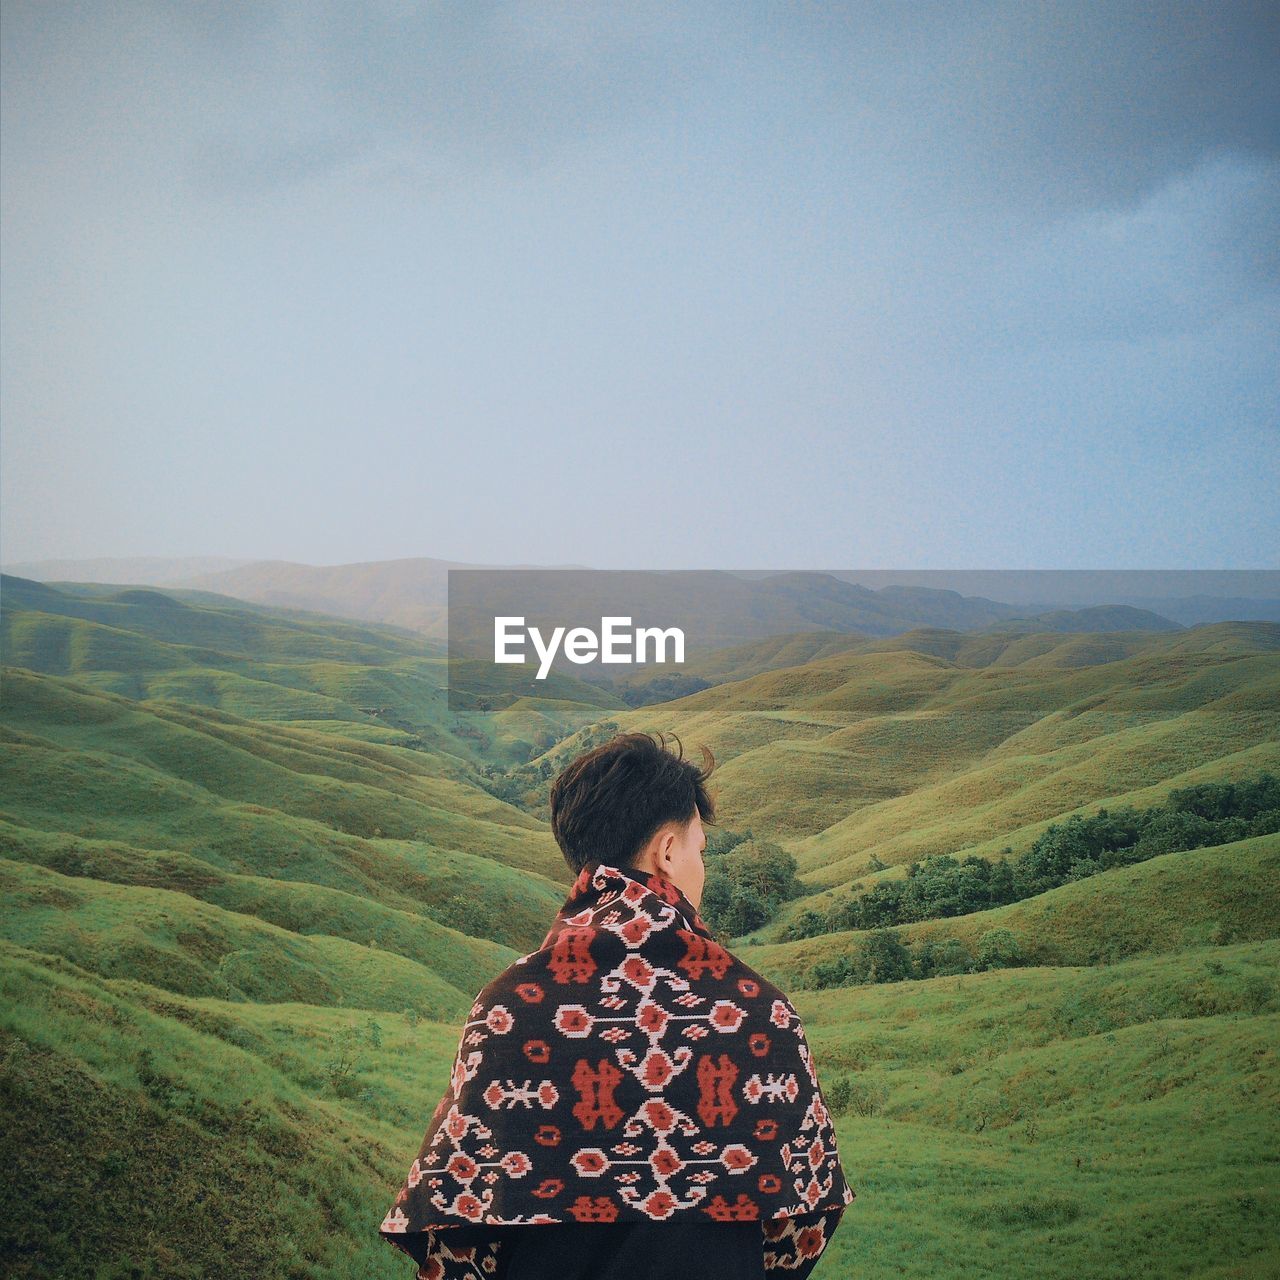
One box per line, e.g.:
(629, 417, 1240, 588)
(785, 772, 1280, 943)
(700, 838, 803, 937)
(806, 925, 1024, 990)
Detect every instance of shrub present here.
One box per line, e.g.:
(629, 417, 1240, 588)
(1168, 776, 1280, 822)
(856, 929, 914, 983)
(914, 937, 972, 977)
(809, 955, 856, 990)
(799, 771, 1279, 942)
(782, 909, 828, 941)
(1132, 810, 1219, 858)
(1246, 808, 1280, 838)
(846, 1079, 889, 1117)
(700, 839, 802, 936)
(435, 893, 496, 936)
(825, 1075, 853, 1117)
(975, 928, 1022, 971)
(808, 929, 915, 988)
(1241, 974, 1274, 1013)
(324, 1025, 365, 1099)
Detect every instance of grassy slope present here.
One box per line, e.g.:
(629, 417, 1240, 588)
(602, 623, 1280, 902)
(614, 629, 870, 691)
(0, 574, 618, 765)
(3, 932, 1276, 1278)
(1, 663, 559, 851)
(0, 673, 570, 956)
(0, 856, 483, 1018)
(801, 943, 1280, 1280)
(0, 585, 586, 1013)
(739, 834, 1280, 977)
(3, 591, 1279, 1278)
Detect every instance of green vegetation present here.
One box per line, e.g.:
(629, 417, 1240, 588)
(785, 773, 1280, 942)
(1, 584, 1277, 1278)
(805, 944, 1279, 1279)
(700, 838, 802, 936)
(744, 833, 1280, 990)
(616, 621, 1280, 892)
(0, 573, 611, 769)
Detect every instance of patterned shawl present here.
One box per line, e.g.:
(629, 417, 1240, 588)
(379, 860, 854, 1278)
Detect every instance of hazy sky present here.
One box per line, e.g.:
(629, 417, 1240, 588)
(2, 2, 1277, 570)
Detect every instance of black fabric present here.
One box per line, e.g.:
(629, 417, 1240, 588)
(443, 1219, 768, 1280)
(380, 861, 853, 1278)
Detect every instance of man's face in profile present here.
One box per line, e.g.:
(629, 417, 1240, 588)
(663, 810, 708, 910)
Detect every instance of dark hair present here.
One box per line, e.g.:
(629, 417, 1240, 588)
(549, 731, 716, 876)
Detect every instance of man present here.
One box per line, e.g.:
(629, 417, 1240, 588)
(380, 731, 853, 1278)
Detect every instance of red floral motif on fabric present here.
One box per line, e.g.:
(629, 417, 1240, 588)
(379, 861, 854, 1278)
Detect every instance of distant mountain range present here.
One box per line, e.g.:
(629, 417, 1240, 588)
(10, 558, 1273, 647)
(0, 555, 260, 584)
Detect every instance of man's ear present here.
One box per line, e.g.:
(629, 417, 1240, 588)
(657, 825, 676, 868)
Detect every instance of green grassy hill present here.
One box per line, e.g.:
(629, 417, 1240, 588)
(3, 917, 1275, 1278)
(597, 622, 1280, 898)
(0, 573, 618, 764)
(0, 669, 568, 948)
(2, 587, 1277, 1278)
(796, 942, 1279, 1279)
(740, 833, 1280, 981)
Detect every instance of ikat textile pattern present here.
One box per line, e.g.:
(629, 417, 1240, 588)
(380, 860, 854, 1278)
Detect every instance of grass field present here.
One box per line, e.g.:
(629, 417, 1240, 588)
(1, 582, 1277, 1277)
(3, 931, 1274, 1278)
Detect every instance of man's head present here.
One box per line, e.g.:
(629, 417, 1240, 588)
(549, 730, 716, 909)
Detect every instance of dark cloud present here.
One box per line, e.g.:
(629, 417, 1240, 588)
(881, 1, 1280, 212)
(15, 1, 1267, 213)
(1, 0, 1275, 567)
(286, 5, 1280, 212)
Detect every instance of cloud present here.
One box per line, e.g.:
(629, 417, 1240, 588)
(6, 2, 1277, 216)
(811, 1, 1280, 217)
(2, 1, 1275, 566)
(966, 150, 1280, 347)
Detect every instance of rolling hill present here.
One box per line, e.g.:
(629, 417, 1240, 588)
(582, 622, 1280, 900)
(1, 583, 1277, 1278)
